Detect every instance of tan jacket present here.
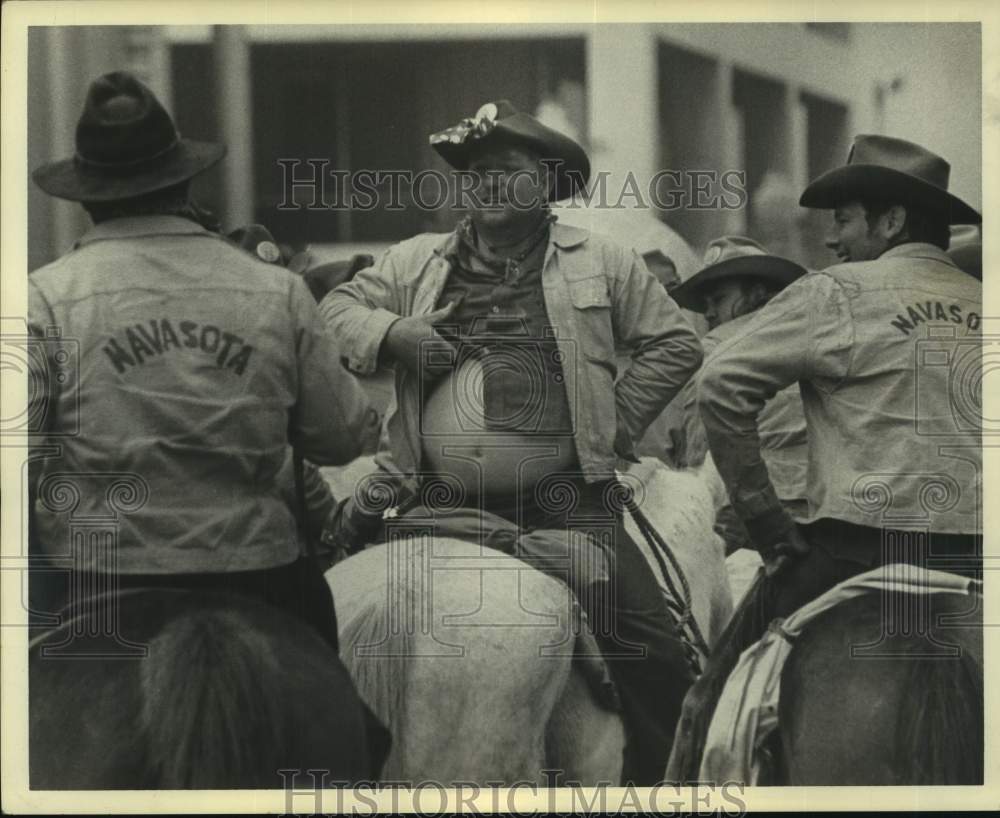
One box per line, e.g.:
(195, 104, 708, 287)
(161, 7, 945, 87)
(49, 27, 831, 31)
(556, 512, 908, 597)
(698, 243, 981, 545)
(319, 221, 703, 484)
(677, 315, 809, 505)
(29, 216, 379, 574)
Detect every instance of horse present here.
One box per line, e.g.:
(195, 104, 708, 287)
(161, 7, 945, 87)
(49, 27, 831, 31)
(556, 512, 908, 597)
(622, 456, 733, 652)
(30, 588, 375, 789)
(323, 455, 735, 785)
(771, 585, 983, 785)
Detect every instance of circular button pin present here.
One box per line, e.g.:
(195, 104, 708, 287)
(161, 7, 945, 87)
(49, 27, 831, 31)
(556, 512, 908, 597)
(256, 241, 281, 264)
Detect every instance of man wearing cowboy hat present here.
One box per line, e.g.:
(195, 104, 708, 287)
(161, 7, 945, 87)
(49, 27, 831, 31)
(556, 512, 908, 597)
(321, 100, 703, 784)
(666, 134, 983, 779)
(28, 73, 381, 662)
(667, 236, 810, 553)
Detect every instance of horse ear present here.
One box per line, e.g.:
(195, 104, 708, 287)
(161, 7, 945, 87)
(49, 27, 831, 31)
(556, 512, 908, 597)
(696, 452, 729, 512)
(287, 249, 314, 275)
(347, 254, 375, 278)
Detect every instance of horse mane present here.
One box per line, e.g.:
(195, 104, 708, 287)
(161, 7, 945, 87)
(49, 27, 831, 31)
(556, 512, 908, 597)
(30, 589, 372, 789)
(139, 594, 292, 787)
(137, 591, 371, 788)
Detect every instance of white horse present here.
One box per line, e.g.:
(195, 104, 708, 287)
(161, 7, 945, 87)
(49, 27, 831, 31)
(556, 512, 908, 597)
(322, 456, 733, 785)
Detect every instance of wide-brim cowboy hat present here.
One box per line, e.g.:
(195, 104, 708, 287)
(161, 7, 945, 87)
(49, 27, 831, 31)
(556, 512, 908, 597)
(799, 134, 981, 225)
(430, 100, 590, 201)
(947, 224, 982, 280)
(32, 71, 225, 203)
(670, 236, 807, 313)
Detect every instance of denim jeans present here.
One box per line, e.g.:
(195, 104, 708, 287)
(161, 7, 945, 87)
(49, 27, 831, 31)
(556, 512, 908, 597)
(486, 477, 696, 785)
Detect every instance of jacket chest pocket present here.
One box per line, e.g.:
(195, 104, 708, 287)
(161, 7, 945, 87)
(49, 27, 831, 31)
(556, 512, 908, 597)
(568, 276, 611, 309)
(565, 276, 615, 363)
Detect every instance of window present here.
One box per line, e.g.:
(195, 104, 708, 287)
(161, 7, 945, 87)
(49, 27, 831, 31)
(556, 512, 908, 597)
(170, 38, 586, 245)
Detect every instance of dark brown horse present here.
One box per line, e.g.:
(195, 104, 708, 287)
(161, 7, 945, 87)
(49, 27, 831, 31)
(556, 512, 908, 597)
(762, 588, 983, 785)
(30, 588, 375, 789)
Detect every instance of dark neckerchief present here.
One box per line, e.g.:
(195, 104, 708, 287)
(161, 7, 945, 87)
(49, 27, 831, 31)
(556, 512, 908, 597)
(453, 213, 556, 283)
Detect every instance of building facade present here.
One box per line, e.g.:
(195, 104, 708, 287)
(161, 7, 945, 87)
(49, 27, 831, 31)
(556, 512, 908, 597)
(27, 23, 981, 272)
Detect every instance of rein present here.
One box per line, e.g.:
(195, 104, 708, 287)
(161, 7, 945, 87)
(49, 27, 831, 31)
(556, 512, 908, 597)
(292, 447, 316, 562)
(621, 484, 711, 676)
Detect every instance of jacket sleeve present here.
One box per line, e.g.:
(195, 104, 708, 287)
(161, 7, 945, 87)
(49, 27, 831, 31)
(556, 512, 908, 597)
(696, 272, 853, 546)
(674, 331, 724, 468)
(290, 277, 382, 465)
(611, 247, 704, 450)
(27, 281, 61, 440)
(317, 244, 406, 375)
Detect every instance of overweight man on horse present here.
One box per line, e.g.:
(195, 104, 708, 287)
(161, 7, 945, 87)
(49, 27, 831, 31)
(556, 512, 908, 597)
(666, 135, 984, 780)
(320, 100, 704, 785)
(27, 72, 389, 779)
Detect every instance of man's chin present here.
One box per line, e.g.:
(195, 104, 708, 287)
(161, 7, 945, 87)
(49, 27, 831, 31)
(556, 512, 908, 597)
(471, 205, 532, 230)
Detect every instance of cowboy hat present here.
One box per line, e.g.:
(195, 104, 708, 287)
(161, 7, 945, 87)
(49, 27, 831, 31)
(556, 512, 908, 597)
(429, 100, 590, 201)
(33, 71, 225, 203)
(947, 224, 982, 280)
(670, 236, 807, 313)
(799, 134, 981, 225)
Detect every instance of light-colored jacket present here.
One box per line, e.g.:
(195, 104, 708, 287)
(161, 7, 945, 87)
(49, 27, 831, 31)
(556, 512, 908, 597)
(29, 215, 379, 574)
(698, 242, 982, 545)
(319, 221, 703, 484)
(679, 314, 809, 505)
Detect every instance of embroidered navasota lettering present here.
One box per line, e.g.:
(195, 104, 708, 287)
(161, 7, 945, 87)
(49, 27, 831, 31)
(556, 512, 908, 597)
(103, 319, 254, 374)
(889, 301, 976, 335)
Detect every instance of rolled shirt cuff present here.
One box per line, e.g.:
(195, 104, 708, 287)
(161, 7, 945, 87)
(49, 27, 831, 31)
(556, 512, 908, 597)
(356, 308, 402, 374)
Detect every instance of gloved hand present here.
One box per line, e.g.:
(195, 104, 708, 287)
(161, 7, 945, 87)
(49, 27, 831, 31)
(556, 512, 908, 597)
(613, 414, 640, 465)
(319, 496, 386, 565)
(759, 523, 811, 577)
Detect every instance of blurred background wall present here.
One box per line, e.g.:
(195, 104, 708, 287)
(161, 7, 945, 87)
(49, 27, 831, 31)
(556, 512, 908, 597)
(26, 22, 981, 273)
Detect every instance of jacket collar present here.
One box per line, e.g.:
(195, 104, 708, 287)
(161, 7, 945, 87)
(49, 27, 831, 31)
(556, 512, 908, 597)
(549, 221, 589, 250)
(878, 242, 954, 265)
(74, 215, 210, 249)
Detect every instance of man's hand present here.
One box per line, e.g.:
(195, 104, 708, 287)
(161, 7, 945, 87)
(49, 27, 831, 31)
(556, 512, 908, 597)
(759, 523, 811, 577)
(320, 496, 386, 561)
(382, 301, 460, 373)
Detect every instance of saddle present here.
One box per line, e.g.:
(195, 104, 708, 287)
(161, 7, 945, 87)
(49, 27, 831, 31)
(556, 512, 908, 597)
(698, 564, 981, 784)
(394, 504, 622, 713)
